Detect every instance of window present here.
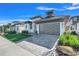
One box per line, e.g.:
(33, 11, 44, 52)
(71, 27, 74, 30)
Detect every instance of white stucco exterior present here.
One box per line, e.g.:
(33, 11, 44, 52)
(60, 22, 65, 35)
(15, 24, 26, 33)
(77, 23, 79, 30)
(36, 24, 40, 34)
(10, 22, 36, 33)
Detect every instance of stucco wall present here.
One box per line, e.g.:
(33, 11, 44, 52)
(77, 23, 79, 31)
(15, 24, 26, 33)
(38, 22, 60, 35)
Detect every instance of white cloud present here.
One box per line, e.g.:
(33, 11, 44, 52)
(0, 19, 28, 25)
(65, 6, 79, 10)
(64, 3, 79, 10)
(37, 6, 54, 10)
(72, 3, 79, 6)
(37, 6, 65, 11)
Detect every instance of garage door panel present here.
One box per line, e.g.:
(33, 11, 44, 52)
(39, 22, 60, 35)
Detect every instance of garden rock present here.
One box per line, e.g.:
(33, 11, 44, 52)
(56, 46, 77, 56)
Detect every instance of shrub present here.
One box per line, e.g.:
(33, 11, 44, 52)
(6, 31, 16, 34)
(22, 30, 28, 35)
(59, 32, 79, 48)
(68, 35, 79, 48)
(70, 31, 77, 35)
(59, 34, 65, 45)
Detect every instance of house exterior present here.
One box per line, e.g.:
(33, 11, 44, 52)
(9, 21, 27, 33)
(1, 16, 70, 35)
(9, 21, 35, 33)
(8, 10, 70, 35)
(69, 16, 79, 33)
(31, 16, 70, 35)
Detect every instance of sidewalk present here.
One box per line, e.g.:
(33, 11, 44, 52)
(16, 41, 49, 56)
(0, 36, 34, 56)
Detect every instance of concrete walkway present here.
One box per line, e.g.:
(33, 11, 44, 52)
(16, 41, 49, 56)
(0, 36, 34, 56)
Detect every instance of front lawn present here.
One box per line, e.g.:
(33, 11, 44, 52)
(3, 33, 31, 42)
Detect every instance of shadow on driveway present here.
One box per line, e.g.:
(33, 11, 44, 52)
(24, 34, 59, 49)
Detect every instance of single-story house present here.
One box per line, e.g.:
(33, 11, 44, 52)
(9, 21, 35, 33)
(31, 16, 70, 35)
(9, 21, 26, 33)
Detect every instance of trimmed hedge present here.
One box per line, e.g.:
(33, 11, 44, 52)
(22, 30, 28, 35)
(5, 31, 16, 34)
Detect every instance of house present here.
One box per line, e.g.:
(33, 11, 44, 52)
(69, 16, 79, 33)
(31, 16, 70, 35)
(31, 10, 70, 35)
(9, 21, 27, 33)
(9, 21, 35, 33)
(8, 10, 70, 35)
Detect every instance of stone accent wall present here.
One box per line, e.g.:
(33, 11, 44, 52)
(39, 22, 60, 35)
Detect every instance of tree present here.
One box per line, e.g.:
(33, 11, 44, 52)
(45, 10, 55, 17)
(2, 25, 9, 32)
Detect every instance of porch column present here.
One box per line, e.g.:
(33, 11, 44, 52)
(27, 23, 30, 31)
(32, 23, 35, 33)
(36, 24, 40, 34)
(60, 22, 65, 35)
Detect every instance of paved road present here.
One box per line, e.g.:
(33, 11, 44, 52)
(0, 36, 34, 56)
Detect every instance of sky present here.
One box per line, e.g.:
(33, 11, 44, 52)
(0, 3, 79, 25)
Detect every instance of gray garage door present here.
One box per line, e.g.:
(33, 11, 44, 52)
(39, 22, 60, 35)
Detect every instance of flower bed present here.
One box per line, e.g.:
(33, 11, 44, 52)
(56, 31, 79, 56)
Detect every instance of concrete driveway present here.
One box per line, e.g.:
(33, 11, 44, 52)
(25, 34, 59, 49)
(16, 34, 59, 56)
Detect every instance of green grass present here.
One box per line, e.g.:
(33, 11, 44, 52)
(3, 33, 31, 42)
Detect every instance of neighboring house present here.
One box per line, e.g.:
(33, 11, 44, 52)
(9, 21, 35, 33)
(9, 21, 26, 33)
(69, 16, 79, 33)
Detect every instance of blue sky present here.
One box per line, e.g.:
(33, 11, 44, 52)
(0, 3, 79, 25)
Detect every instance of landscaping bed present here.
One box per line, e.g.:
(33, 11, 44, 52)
(2, 31, 31, 42)
(56, 31, 79, 56)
